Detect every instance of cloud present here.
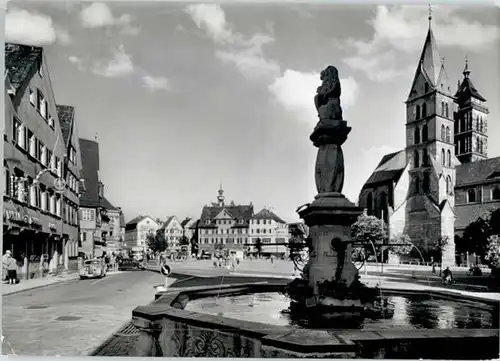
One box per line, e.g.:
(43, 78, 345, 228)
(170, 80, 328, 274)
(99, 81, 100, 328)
(92, 45, 134, 78)
(141, 76, 171, 91)
(68, 55, 86, 71)
(5, 8, 71, 46)
(186, 4, 278, 81)
(268, 69, 358, 125)
(80, 2, 140, 35)
(338, 5, 499, 82)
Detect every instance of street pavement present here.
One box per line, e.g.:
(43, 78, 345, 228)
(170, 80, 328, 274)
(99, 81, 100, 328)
(2, 269, 170, 356)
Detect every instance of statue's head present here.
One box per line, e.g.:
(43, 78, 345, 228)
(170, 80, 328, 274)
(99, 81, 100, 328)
(320, 66, 339, 82)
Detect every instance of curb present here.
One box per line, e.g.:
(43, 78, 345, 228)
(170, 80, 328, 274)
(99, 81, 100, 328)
(2, 270, 124, 296)
(2, 275, 80, 296)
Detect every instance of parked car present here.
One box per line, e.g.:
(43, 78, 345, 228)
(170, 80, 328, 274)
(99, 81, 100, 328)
(80, 259, 107, 279)
(118, 258, 146, 271)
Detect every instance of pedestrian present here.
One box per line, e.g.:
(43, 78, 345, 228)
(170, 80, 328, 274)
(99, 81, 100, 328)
(3, 250, 11, 282)
(432, 263, 436, 274)
(6, 252, 18, 284)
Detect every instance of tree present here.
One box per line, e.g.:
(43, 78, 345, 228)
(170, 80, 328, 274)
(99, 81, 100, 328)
(389, 233, 413, 256)
(214, 243, 224, 251)
(431, 236, 450, 276)
(179, 236, 190, 246)
(485, 235, 500, 268)
(462, 214, 492, 262)
(351, 213, 388, 261)
(145, 230, 168, 254)
(288, 227, 306, 261)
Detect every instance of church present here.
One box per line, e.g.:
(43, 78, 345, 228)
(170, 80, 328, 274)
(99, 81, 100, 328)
(358, 13, 500, 266)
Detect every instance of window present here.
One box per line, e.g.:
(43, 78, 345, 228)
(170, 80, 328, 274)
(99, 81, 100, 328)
(56, 197, 62, 217)
(468, 189, 476, 203)
(13, 118, 26, 149)
(460, 117, 465, 133)
(56, 158, 62, 177)
(28, 130, 37, 157)
(441, 125, 446, 141)
(446, 126, 451, 143)
(81, 209, 93, 221)
(424, 83, 429, 93)
(441, 149, 445, 166)
(447, 149, 451, 167)
(49, 151, 55, 171)
(414, 126, 420, 144)
(29, 89, 36, 105)
(422, 124, 428, 141)
(446, 176, 452, 195)
(40, 186, 47, 211)
(50, 194, 56, 214)
(41, 145, 47, 166)
(414, 150, 420, 168)
(441, 101, 445, 116)
(48, 115, 54, 128)
(29, 180, 38, 207)
(422, 103, 427, 117)
(445, 103, 449, 118)
(4, 167, 10, 196)
(423, 172, 430, 192)
(423, 148, 429, 166)
(493, 187, 500, 201)
(16, 176, 26, 203)
(69, 147, 76, 164)
(37, 90, 46, 118)
(416, 105, 421, 119)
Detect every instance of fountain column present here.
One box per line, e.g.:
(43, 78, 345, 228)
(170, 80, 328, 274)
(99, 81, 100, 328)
(298, 66, 363, 298)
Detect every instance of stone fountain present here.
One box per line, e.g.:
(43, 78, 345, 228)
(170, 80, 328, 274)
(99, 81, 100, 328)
(128, 66, 500, 359)
(285, 66, 378, 317)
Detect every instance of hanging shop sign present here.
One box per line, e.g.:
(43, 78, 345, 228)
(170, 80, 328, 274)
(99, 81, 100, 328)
(54, 178, 66, 193)
(3, 209, 41, 227)
(49, 223, 58, 231)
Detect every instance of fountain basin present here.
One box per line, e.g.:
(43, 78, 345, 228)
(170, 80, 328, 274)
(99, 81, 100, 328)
(131, 280, 499, 359)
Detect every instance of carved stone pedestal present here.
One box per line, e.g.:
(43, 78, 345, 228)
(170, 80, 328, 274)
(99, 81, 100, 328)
(298, 192, 363, 294)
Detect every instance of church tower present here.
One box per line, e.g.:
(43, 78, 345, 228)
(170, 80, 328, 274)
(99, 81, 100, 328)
(403, 8, 456, 264)
(217, 182, 225, 207)
(454, 59, 489, 164)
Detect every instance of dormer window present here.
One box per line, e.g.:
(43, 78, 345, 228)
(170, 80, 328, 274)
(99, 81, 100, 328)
(424, 83, 429, 93)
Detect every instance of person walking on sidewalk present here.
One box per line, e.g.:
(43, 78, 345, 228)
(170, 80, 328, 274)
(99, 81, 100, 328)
(2, 250, 11, 281)
(6, 252, 18, 284)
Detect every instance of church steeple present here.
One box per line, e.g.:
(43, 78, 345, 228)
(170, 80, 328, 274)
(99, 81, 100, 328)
(217, 182, 225, 207)
(407, 5, 447, 99)
(454, 57, 489, 164)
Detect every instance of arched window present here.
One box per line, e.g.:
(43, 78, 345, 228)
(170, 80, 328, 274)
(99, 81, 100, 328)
(441, 149, 445, 166)
(414, 126, 420, 144)
(446, 126, 450, 143)
(414, 150, 420, 168)
(367, 192, 373, 215)
(423, 148, 429, 166)
(424, 83, 429, 93)
(446, 176, 452, 195)
(422, 103, 427, 117)
(422, 124, 428, 141)
(423, 172, 430, 192)
(380, 192, 388, 223)
(480, 118, 484, 132)
(441, 125, 446, 141)
(445, 103, 449, 118)
(441, 101, 445, 116)
(468, 189, 476, 203)
(476, 136, 481, 152)
(416, 105, 421, 119)
(415, 175, 420, 194)
(493, 187, 500, 200)
(447, 149, 451, 167)
(460, 117, 465, 133)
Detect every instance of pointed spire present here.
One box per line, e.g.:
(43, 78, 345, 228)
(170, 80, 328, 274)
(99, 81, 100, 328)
(416, 7, 442, 87)
(463, 55, 470, 78)
(428, 4, 433, 29)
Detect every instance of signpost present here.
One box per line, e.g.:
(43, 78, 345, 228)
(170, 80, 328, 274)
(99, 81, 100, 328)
(157, 263, 171, 292)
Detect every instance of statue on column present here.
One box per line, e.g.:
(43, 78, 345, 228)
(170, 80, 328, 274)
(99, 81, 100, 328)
(310, 66, 350, 195)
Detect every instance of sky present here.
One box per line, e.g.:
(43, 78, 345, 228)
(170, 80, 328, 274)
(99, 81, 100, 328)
(4, 1, 500, 223)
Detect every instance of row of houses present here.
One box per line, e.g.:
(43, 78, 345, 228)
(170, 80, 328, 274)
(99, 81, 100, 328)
(124, 184, 299, 258)
(3, 42, 125, 278)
